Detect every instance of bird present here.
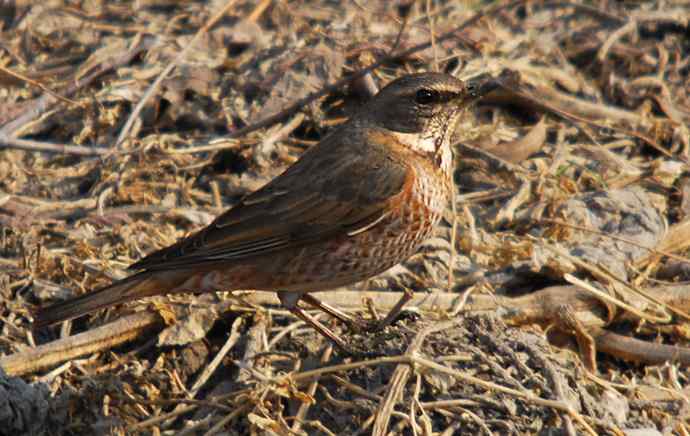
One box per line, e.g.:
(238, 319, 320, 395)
(34, 72, 499, 351)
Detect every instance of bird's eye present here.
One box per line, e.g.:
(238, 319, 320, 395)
(415, 89, 437, 105)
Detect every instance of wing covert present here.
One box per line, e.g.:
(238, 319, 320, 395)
(129, 129, 411, 271)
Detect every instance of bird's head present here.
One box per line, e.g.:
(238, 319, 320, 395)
(360, 72, 498, 169)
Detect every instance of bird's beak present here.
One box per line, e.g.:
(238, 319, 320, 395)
(463, 73, 502, 103)
(464, 69, 520, 104)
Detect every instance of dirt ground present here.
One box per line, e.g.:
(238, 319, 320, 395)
(1, 1, 690, 435)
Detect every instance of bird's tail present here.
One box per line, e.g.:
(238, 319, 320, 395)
(33, 271, 170, 328)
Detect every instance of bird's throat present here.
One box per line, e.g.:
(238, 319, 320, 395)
(391, 129, 453, 175)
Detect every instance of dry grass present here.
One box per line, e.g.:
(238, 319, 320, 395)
(1, 1, 690, 434)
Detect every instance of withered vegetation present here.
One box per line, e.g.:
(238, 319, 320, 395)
(1, 1, 690, 434)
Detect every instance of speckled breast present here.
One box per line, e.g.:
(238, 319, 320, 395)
(275, 161, 452, 291)
(350, 162, 451, 274)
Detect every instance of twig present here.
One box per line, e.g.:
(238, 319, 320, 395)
(0, 64, 78, 106)
(295, 420, 337, 436)
(597, 20, 637, 62)
(372, 323, 442, 435)
(456, 407, 494, 436)
(266, 319, 307, 349)
(247, 0, 272, 23)
(411, 356, 598, 436)
(635, 219, 690, 267)
(508, 77, 683, 162)
(0, 34, 150, 137)
(420, 399, 482, 409)
(410, 374, 425, 435)
(0, 136, 109, 156)
(0, 311, 164, 376)
(593, 327, 690, 365)
(330, 374, 383, 402)
(280, 344, 599, 435)
(187, 316, 245, 398)
(151, 316, 245, 433)
(203, 404, 252, 436)
(254, 113, 305, 165)
(290, 343, 333, 434)
(523, 338, 579, 436)
(176, 415, 214, 436)
(564, 274, 668, 324)
(556, 305, 598, 373)
(426, 0, 439, 72)
(237, 311, 269, 383)
(12, 280, 689, 377)
(130, 404, 197, 431)
(166, 139, 240, 154)
(537, 238, 686, 322)
(226, 0, 526, 139)
(115, 0, 239, 148)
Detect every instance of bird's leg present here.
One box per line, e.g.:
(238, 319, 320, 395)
(278, 292, 351, 352)
(302, 292, 415, 332)
(300, 293, 364, 330)
(376, 287, 414, 330)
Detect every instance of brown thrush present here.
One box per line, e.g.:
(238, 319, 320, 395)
(34, 72, 498, 350)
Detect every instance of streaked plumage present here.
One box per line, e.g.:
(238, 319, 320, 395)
(35, 72, 498, 350)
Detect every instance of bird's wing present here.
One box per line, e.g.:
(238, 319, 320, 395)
(129, 128, 412, 271)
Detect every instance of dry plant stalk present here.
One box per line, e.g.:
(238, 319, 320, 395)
(1, 0, 690, 434)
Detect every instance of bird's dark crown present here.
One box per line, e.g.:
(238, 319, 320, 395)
(361, 72, 477, 134)
(374, 72, 468, 104)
